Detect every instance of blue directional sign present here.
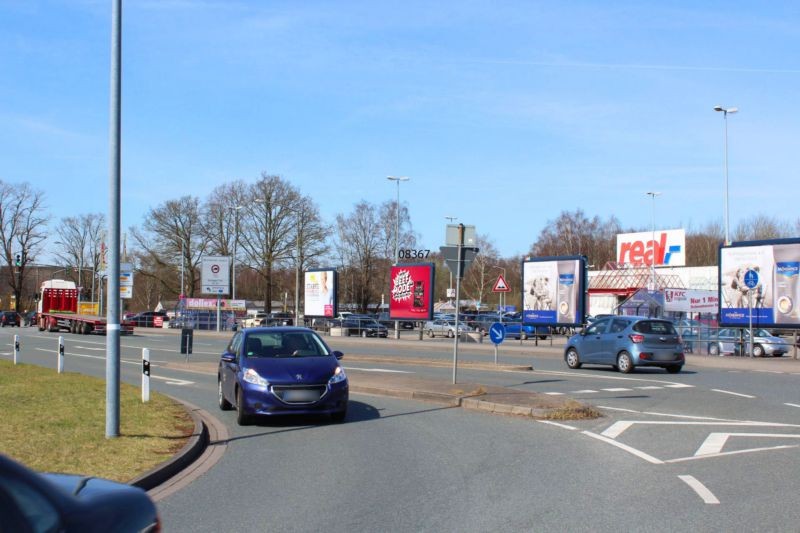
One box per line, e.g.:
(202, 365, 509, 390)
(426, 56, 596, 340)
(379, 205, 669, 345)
(489, 322, 506, 345)
(743, 269, 760, 289)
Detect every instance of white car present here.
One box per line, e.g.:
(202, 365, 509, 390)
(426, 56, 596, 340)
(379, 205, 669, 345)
(423, 319, 472, 338)
(242, 312, 268, 328)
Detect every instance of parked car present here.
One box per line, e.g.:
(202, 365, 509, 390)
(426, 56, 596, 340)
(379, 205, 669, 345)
(260, 312, 294, 327)
(503, 322, 550, 340)
(243, 312, 268, 328)
(423, 319, 472, 338)
(375, 312, 415, 330)
(708, 328, 792, 357)
(21, 311, 37, 327)
(217, 327, 348, 424)
(0, 453, 160, 533)
(331, 317, 388, 337)
(673, 319, 702, 337)
(128, 311, 167, 328)
(0, 311, 19, 327)
(564, 316, 684, 374)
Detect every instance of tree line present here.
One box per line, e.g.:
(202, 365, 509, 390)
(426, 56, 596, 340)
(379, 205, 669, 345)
(2, 175, 799, 313)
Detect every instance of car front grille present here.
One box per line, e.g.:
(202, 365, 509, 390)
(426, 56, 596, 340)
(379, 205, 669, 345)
(271, 385, 327, 404)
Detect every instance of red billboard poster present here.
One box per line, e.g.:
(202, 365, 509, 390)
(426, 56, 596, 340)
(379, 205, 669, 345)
(389, 263, 435, 321)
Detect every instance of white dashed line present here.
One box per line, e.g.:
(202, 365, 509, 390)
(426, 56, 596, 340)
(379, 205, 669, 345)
(572, 390, 598, 394)
(785, 403, 800, 409)
(602, 388, 632, 392)
(544, 392, 565, 396)
(635, 386, 663, 390)
(678, 475, 719, 504)
(711, 389, 756, 399)
(537, 420, 578, 431)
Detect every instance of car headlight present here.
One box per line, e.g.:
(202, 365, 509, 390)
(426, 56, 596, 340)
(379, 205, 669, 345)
(243, 368, 269, 387)
(328, 366, 347, 385)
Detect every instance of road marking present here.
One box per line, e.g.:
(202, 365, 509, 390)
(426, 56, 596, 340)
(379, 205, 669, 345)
(667, 445, 800, 463)
(537, 420, 577, 430)
(711, 389, 756, 399)
(582, 431, 663, 464)
(150, 375, 195, 386)
(664, 383, 693, 388)
(74, 346, 106, 351)
(678, 475, 719, 504)
(572, 389, 598, 394)
(602, 387, 632, 392)
(635, 386, 663, 390)
(601, 420, 800, 439)
(786, 403, 800, 409)
(598, 406, 639, 413)
(695, 432, 800, 456)
(544, 392, 565, 396)
(346, 367, 414, 374)
(522, 369, 693, 389)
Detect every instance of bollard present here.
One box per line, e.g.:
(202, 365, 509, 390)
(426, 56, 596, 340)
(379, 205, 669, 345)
(57, 336, 65, 373)
(13, 334, 19, 365)
(142, 348, 150, 403)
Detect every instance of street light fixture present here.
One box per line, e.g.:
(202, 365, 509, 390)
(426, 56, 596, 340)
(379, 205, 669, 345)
(646, 191, 661, 292)
(386, 176, 410, 265)
(714, 105, 738, 245)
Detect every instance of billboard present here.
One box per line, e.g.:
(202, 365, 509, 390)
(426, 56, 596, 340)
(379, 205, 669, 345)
(389, 263, 435, 321)
(304, 269, 336, 318)
(617, 229, 685, 267)
(719, 238, 800, 328)
(522, 256, 586, 326)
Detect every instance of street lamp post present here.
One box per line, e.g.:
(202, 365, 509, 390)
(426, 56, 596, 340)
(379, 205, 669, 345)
(714, 105, 738, 245)
(228, 206, 243, 300)
(646, 191, 661, 292)
(387, 176, 409, 340)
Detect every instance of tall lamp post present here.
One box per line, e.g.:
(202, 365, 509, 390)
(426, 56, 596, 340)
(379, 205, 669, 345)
(714, 105, 738, 245)
(228, 206, 243, 300)
(646, 191, 661, 291)
(387, 176, 409, 340)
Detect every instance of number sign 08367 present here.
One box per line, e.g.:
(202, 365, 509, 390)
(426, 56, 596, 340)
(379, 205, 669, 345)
(399, 249, 430, 259)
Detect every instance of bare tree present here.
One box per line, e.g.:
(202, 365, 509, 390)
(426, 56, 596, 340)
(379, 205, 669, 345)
(685, 221, 724, 266)
(335, 201, 383, 312)
(461, 235, 499, 309)
(530, 210, 621, 267)
(733, 215, 792, 242)
(54, 213, 106, 302)
(0, 181, 49, 311)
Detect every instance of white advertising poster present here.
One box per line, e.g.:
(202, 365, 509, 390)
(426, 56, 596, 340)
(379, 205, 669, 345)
(201, 256, 230, 295)
(664, 289, 718, 314)
(304, 269, 336, 317)
(522, 258, 582, 325)
(617, 229, 686, 267)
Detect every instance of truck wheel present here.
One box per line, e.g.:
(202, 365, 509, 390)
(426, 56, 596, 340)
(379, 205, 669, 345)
(38, 318, 45, 331)
(81, 322, 91, 335)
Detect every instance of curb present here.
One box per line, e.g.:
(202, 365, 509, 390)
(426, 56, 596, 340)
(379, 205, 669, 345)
(129, 397, 207, 491)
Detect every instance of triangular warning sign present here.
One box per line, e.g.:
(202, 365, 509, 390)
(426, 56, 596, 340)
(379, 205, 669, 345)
(493, 275, 511, 292)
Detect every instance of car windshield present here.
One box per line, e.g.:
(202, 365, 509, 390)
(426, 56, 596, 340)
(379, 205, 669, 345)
(243, 331, 329, 358)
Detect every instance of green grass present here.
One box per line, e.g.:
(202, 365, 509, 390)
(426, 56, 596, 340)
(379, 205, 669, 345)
(0, 360, 193, 483)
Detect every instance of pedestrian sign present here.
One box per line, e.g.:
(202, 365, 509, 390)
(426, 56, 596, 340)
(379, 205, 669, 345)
(492, 275, 511, 293)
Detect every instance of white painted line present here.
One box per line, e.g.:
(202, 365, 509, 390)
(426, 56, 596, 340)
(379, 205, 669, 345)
(572, 389, 598, 394)
(696, 432, 800, 456)
(582, 431, 664, 464)
(601, 421, 633, 439)
(74, 346, 106, 351)
(150, 375, 194, 386)
(712, 389, 756, 399)
(598, 406, 640, 413)
(537, 420, 578, 431)
(600, 420, 800, 440)
(346, 367, 414, 374)
(785, 403, 800, 409)
(517, 369, 693, 388)
(678, 475, 719, 504)
(602, 388, 632, 392)
(669, 445, 799, 463)
(544, 392, 565, 396)
(642, 411, 742, 422)
(664, 383, 693, 388)
(635, 386, 663, 390)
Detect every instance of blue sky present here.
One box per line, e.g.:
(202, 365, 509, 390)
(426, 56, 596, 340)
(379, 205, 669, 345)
(1, 0, 798, 259)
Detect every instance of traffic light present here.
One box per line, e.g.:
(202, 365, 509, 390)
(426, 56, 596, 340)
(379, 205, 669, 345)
(14, 254, 21, 267)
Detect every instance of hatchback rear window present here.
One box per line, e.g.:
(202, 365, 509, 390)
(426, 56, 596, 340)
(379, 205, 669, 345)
(633, 321, 677, 335)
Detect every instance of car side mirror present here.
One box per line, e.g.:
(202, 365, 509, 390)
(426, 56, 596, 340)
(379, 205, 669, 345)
(332, 350, 344, 360)
(221, 352, 235, 363)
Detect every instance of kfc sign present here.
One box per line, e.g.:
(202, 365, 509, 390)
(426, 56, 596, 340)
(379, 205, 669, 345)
(617, 229, 685, 267)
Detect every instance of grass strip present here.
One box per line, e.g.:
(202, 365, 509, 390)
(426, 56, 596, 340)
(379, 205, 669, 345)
(0, 360, 193, 483)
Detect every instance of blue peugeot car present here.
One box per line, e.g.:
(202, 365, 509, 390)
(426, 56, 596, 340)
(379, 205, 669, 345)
(218, 327, 349, 425)
(564, 316, 684, 374)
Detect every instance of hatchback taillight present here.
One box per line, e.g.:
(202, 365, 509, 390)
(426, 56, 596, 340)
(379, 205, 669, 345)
(629, 333, 645, 343)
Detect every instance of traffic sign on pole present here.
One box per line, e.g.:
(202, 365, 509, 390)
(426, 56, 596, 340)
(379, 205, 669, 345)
(743, 269, 759, 289)
(492, 275, 511, 293)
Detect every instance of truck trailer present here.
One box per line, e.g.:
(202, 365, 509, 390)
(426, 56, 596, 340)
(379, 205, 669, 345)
(36, 279, 133, 335)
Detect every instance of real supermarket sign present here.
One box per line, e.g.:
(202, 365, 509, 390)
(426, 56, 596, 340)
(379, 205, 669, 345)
(617, 229, 685, 267)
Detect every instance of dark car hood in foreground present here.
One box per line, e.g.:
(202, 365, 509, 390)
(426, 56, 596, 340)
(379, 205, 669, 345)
(244, 355, 340, 385)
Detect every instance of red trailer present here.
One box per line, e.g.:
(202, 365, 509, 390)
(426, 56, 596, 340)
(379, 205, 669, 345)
(37, 280, 133, 335)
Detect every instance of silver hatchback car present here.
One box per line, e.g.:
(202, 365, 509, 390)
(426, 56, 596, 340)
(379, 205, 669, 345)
(565, 316, 685, 373)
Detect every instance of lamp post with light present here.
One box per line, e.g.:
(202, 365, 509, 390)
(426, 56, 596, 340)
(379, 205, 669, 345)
(714, 105, 738, 245)
(387, 176, 409, 339)
(646, 191, 661, 291)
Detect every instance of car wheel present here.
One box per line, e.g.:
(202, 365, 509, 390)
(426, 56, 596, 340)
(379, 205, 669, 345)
(665, 365, 682, 374)
(427, 329, 434, 338)
(617, 352, 634, 373)
(218, 380, 232, 410)
(753, 344, 764, 357)
(331, 408, 347, 423)
(538, 335, 547, 340)
(447, 329, 454, 338)
(236, 388, 251, 426)
(565, 348, 582, 369)
(708, 343, 720, 356)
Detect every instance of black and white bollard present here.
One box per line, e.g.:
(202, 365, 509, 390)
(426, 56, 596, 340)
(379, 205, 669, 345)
(142, 348, 150, 403)
(13, 335, 19, 365)
(57, 336, 65, 373)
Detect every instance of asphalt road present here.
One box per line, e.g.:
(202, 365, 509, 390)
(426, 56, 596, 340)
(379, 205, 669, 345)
(3, 327, 799, 532)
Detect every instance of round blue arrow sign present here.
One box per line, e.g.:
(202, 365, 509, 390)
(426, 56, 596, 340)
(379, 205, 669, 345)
(743, 269, 759, 289)
(489, 322, 506, 345)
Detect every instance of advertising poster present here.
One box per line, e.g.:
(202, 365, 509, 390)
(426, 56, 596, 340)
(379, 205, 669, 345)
(522, 256, 585, 326)
(389, 263, 435, 321)
(719, 239, 800, 327)
(304, 269, 336, 318)
(664, 289, 718, 314)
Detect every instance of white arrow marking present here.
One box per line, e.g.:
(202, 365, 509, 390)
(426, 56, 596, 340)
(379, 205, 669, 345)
(678, 475, 719, 504)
